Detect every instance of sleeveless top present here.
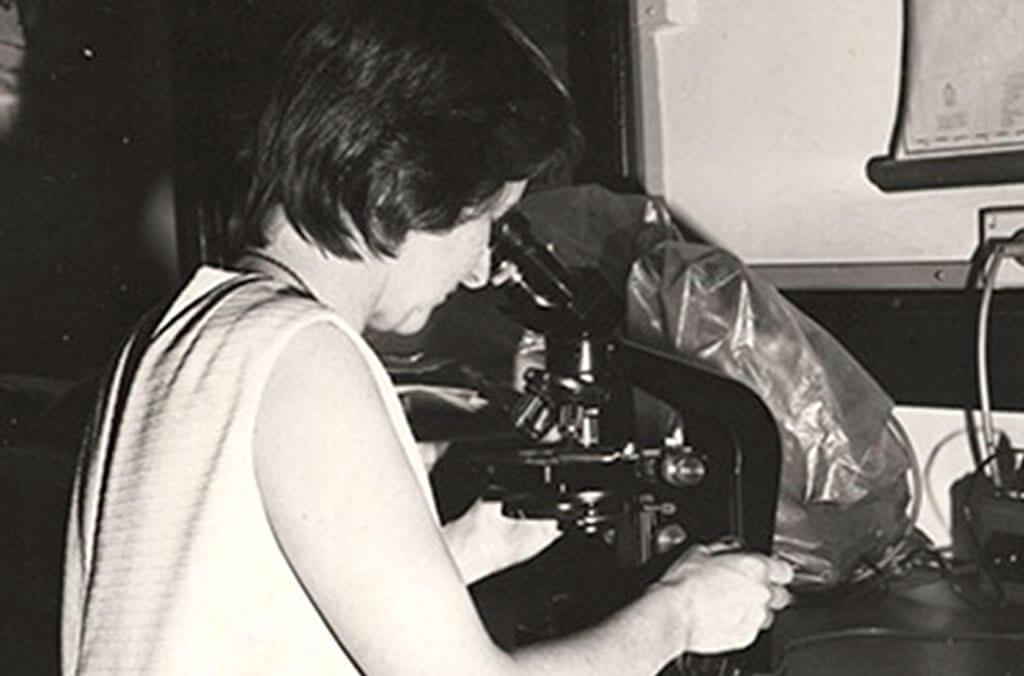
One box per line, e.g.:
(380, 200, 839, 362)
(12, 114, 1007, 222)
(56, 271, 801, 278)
(62, 266, 439, 675)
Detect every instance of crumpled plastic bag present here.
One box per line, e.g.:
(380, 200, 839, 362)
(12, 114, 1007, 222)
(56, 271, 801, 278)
(626, 241, 914, 589)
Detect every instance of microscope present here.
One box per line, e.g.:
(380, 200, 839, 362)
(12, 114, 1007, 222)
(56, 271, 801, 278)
(445, 211, 783, 675)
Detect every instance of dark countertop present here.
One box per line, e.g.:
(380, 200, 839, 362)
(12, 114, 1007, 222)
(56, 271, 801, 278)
(469, 539, 1024, 676)
(769, 572, 1024, 676)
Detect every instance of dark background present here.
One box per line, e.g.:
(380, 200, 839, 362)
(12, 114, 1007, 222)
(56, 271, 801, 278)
(1, 0, 176, 379)
(0, 0, 573, 379)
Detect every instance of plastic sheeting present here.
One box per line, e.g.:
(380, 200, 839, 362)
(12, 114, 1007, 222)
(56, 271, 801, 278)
(626, 242, 914, 589)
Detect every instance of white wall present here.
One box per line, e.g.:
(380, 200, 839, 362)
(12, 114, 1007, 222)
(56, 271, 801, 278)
(632, 0, 1024, 267)
(631, 0, 1024, 544)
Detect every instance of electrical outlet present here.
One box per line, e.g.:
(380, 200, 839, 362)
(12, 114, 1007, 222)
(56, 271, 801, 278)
(980, 205, 1024, 246)
(979, 206, 1024, 281)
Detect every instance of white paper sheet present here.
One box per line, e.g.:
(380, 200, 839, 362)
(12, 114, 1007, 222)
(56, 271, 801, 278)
(898, 0, 1024, 157)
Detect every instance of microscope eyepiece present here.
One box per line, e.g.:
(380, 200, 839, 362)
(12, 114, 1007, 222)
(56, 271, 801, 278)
(490, 211, 577, 315)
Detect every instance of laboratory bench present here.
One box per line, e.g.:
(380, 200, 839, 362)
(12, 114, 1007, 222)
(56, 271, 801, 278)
(469, 545, 1024, 676)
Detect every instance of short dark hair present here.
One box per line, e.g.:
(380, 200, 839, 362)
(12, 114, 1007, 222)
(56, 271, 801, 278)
(238, 0, 581, 259)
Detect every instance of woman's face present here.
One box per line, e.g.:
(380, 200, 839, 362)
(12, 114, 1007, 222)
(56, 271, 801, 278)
(369, 180, 528, 335)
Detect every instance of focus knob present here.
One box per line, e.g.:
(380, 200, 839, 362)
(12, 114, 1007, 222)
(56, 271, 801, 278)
(654, 523, 689, 554)
(661, 452, 707, 488)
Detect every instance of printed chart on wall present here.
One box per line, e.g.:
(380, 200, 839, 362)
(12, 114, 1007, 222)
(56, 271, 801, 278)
(896, 0, 1024, 160)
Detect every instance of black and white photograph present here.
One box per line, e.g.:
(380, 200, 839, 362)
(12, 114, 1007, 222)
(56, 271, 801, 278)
(3, 1, 1024, 674)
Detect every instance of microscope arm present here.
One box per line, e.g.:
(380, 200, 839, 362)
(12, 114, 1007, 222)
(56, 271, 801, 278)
(610, 337, 782, 554)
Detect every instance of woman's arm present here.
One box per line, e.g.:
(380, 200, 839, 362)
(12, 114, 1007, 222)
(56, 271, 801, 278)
(442, 499, 560, 585)
(254, 323, 788, 675)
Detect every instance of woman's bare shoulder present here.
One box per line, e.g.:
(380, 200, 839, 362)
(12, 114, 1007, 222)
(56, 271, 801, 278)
(271, 321, 375, 392)
(252, 321, 396, 496)
(251, 317, 429, 537)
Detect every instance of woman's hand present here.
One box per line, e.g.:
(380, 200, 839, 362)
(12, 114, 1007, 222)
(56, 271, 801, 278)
(443, 499, 560, 584)
(654, 544, 793, 655)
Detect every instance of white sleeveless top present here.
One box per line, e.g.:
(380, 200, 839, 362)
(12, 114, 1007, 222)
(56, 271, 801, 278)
(62, 266, 438, 675)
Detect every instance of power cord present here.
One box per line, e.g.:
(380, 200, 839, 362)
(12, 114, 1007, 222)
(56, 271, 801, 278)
(759, 234, 1024, 675)
(766, 534, 1015, 675)
(956, 447, 1024, 608)
(976, 242, 1004, 463)
(974, 233, 1024, 484)
(823, 416, 924, 594)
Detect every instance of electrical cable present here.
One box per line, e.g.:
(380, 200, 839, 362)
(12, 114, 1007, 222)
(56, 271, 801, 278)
(922, 428, 968, 536)
(776, 546, 1021, 668)
(958, 447, 1024, 607)
(765, 238, 1024, 675)
(890, 415, 923, 540)
(841, 416, 923, 587)
(826, 417, 1002, 614)
(975, 243, 1004, 473)
(913, 545, 997, 613)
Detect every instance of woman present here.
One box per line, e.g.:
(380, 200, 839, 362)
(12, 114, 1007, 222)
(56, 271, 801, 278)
(61, 1, 791, 673)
